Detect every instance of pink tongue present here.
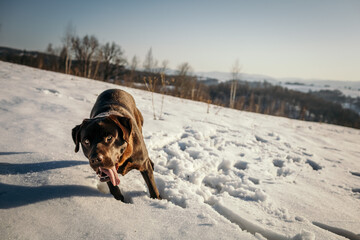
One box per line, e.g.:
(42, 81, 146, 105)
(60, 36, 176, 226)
(100, 166, 120, 186)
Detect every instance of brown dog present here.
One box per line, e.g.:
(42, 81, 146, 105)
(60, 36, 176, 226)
(72, 89, 161, 201)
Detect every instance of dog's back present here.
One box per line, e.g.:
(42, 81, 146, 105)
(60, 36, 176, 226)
(90, 89, 143, 130)
(90, 89, 136, 118)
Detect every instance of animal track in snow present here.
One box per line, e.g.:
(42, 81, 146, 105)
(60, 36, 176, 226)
(352, 188, 360, 193)
(324, 158, 341, 164)
(154, 124, 269, 208)
(147, 121, 333, 239)
(248, 177, 260, 185)
(36, 88, 61, 96)
(302, 152, 313, 157)
(276, 168, 293, 177)
(255, 135, 268, 143)
(350, 171, 360, 177)
(68, 96, 91, 103)
(234, 161, 248, 170)
(286, 155, 302, 163)
(272, 159, 294, 177)
(305, 159, 322, 171)
(272, 159, 285, 168)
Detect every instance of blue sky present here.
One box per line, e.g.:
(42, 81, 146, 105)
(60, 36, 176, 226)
(0, 0, 359, 81)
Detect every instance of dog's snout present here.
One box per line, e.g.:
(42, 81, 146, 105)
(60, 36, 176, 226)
(90, 154, 104, 166)
(97, 154, 104, 162)
(90, 158, 101, 163)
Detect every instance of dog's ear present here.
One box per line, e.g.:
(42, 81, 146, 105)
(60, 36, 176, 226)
(72, 124, 82, 153)
(109, 115, 132, 142)
(72, 119, 89, 153)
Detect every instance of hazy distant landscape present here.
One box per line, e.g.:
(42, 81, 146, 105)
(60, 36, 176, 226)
(197, 71, 360, 98)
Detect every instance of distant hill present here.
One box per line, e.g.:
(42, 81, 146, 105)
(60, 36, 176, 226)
(195, 71, 360, 98)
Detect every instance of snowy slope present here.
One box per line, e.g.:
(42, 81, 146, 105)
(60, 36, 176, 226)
(0, 61, 360, 240)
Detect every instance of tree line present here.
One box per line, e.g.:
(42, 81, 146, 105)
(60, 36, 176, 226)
(1, 29, 359, 129)
(208, 81, 360, 128)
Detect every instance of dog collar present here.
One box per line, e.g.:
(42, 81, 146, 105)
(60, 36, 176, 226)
(93, 111, 119, 119)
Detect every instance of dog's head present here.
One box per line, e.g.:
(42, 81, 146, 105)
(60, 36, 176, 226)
(72, 115, 132, 185)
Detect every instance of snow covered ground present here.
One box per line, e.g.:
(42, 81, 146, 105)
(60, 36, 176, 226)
(1, 61, 360, 240)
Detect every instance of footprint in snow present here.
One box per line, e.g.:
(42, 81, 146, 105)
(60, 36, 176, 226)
(352, 188, 360, 193)
(350, 171, 360, 177)
(268, 132, 281, 140)
(302, 152, 313, 157)
(305, 159, 322, 171)
(36, 88, 61, 96)
(234, 161, 248, 170)
(216, 129, 228, 134)
(272, 159, 294, 177)
(286, 155, 302, 163)
(248, 177, 260, 185)
(255, 135, 268, 143)
(272, 159, 285, 168)
(284, 142, 291, 149)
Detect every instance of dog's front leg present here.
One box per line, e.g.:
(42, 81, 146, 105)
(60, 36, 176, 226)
(141, 159, 161, 199)
(106, 182, 125, 202)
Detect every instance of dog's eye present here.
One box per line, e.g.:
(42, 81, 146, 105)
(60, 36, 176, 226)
(105, 136, 113, 142)
(83, 139, 90, 146)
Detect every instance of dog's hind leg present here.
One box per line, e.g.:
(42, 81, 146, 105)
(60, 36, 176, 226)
(141, 159, 161, 199)
(106, 182, 125, 202)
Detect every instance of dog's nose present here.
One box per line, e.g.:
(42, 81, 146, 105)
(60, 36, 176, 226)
(90, 154, 104, 165)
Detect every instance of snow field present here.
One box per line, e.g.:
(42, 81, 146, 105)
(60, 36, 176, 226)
(1, 61, 360, 239)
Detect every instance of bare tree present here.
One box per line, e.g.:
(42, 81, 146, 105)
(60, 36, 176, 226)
(100, 42, 126, 81)
(230, 59, 240, 108)
(84, 35, 99, 78)
(160, 59, 169, 74)
(129, 55, 140, 83)
(92, 48, 103, 79)
(71, 36, 82, 75)
(176, 62, 196, 99)
(46, 43, 54, 54)
(131, 55, 139, 72)
(71, 35, 99, 78)
(143, 48, 158, 73)
(45, 43, 61, 71)
(177, 62, 193, 76)
(62, 23, 76, 74)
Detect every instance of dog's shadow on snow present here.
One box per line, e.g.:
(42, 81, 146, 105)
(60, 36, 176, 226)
(0, 155, 104, 209)
(0, 152, 34, 156)
(0, 183, 104, 209)
(0, 155, 87, 175)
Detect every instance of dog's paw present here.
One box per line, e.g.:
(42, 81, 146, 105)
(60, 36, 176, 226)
(114, 194, 125, 202)
(110, 188, 125, 202)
